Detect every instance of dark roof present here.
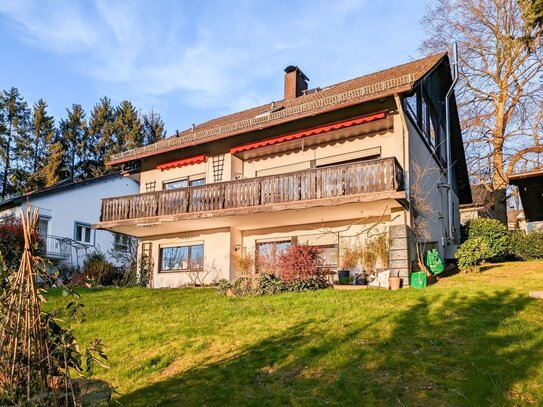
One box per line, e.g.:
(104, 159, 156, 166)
(108, 52, 447, 165)
(509, 168, 543, 222)
(0, 172, 125, 211)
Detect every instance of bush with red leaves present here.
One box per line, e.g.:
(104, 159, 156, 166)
(277, 244, 325, 282)
(0, 214, 44, 273)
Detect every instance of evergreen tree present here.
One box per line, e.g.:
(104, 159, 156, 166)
(42, 138, 67, 187)
(88, 97, 115, 176)
(59, 104, 87, 182)
(0, 88, 30, 198)
(142, 110, 166, 145)
(114, 101, 143, 152)
(16, 99, 55, 191)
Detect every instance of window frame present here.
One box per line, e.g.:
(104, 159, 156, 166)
(159, 243, 204, 273)
(73, 222, 94, 246)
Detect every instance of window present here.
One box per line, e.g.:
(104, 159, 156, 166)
(74, 222, 93, 245)
(163, 175, 206, 190)
(314, 244, 339, 268)
(114, 233, 131, 251)
(189, 178, 206, 186)
(255, 239, 291, 272)
(145, 181, 156, 192)
(164, 179, 188, 190)
(160, 244, 204, 272)
(403, 87, 442, 155)
(37, 217, 49, 238)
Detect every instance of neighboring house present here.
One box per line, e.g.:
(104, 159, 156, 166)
(459, 184, 495, 225)
(0, 173, 139, 268)
(509, 169, 543, 232)
(96, 53, 471, 287)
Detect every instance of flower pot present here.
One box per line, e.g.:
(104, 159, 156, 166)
(389, 276, 401, 290)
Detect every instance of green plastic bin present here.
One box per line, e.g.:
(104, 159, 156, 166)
(410, 271, 427, 289)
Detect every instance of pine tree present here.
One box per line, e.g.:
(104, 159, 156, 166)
(16, 99, 55, 191)
(142, 110, 166, 145)
(59, 104, 87, 182)
(114, 101, 143, 152)
(42, 138, 67, 187)
(88, 97, 115, 176)
(0, 88, 30, 198)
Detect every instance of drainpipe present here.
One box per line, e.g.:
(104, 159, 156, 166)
(445, 42, 459, 242)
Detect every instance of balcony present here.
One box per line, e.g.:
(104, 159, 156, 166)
(100, 157, 405, 226)
(43, 235, 71, 259)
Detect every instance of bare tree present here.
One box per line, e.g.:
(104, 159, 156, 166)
(420, 0, 543, 223)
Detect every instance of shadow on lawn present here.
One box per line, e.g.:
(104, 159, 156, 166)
(118, 291, 542, 407)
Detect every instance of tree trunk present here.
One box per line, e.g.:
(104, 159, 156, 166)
(1, 124, 12, 198)
(492, 137, 508, 225)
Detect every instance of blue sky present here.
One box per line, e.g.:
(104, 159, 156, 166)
(0, 0, 431, 135)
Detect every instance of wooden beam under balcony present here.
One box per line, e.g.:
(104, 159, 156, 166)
(98, 157, 405, 226)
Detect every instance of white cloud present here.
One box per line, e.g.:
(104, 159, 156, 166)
(0, 0, 100, 54)
(0, 0, 429, 128)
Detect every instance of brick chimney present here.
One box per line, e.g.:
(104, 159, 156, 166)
(284, 65, 309, 100)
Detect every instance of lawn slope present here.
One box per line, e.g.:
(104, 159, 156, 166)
(46, 261, 543, 406)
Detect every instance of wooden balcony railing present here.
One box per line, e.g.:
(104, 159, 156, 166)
(100, 157, 404, 223)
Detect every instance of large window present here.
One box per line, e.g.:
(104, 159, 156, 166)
(74, 222, 93, 245)
(403, 87, 442, 156)
(160, 244, 204, 272)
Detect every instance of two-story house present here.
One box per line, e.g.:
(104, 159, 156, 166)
(96, 52, 471, 288)
(0, 173, 139, 268)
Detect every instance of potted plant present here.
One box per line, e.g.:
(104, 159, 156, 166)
(338, 243, 361, 284)
(362, 240, 377, 277)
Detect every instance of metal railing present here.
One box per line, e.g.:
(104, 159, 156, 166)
(43, 235, 71, 259)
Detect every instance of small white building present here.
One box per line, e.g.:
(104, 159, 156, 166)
(0, 173, 139, 268)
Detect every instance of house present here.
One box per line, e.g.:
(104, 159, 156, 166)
(459, 184, 495, 225)
(96, 53, 471, 288)
(0, 173, 139, 268)
(509, 169, 543, 232)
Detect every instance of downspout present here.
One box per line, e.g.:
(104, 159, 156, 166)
(445, 42, 459, 242)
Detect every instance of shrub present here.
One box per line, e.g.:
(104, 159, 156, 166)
(465, 218, 510, 260)
(509, 230, 543, 260)
(455, 237, 489, 272)
(82, 252, 118, 286)
(277, 244, 323, 282)
(0, 214, 44, 273)
(339, 242, 363, 270)
(218, 244, 332, 297)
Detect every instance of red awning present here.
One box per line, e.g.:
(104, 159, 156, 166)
(230, 111, 386, 154)
(156, 154, 207, 171)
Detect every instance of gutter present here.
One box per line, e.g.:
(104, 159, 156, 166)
(445, 42, 459, 242)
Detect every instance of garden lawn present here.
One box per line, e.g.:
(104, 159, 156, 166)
(45, 261, 543, 406)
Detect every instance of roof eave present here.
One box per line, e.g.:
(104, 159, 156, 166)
(107, 86, 412, 166)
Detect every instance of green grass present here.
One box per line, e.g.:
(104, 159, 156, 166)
(45, 261, 543, 406)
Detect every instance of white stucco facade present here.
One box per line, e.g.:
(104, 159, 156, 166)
(0, 174, 139, 268)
